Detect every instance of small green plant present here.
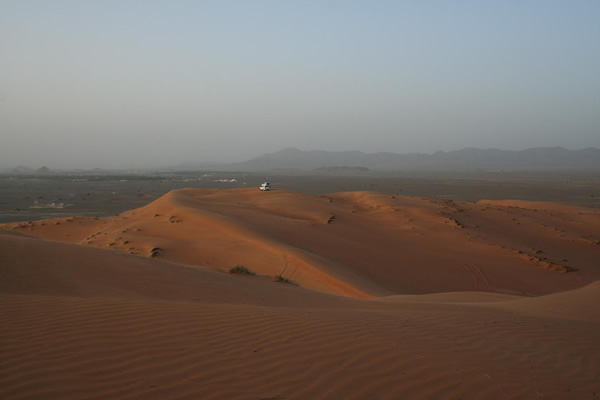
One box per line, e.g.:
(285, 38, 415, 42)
(229, 265, 256, 276)
(273, 275, 299, 286)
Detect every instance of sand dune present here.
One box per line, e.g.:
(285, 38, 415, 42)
(2, 189, 600, 399)
(489, 280, 600, 322)
(4, 188, 600, 297)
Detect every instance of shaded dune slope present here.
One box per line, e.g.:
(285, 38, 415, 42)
(4, 188, 600, 298)
(1, 230, 600, 399)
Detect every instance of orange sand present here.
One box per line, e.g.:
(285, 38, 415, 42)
(1, 189, 599, 399)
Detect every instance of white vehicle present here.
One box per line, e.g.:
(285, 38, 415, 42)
(259, 182, 271, 191)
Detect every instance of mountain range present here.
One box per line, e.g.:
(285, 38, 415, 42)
(4, 147, 600, 174)
(177, 147, 600, 172)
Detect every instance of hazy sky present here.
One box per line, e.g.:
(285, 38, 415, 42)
(1, 1, 599, 168)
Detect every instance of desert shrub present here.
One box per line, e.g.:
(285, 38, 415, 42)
(229, 265, 256, 276)
(150, 247, 162, 258)
(273, 275, 298, 286)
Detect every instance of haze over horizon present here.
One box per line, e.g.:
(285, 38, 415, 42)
(1, 1, 599, 169)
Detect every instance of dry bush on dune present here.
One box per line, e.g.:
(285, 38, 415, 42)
(273, 275, 298, 286)
(229, 265, 256, 276)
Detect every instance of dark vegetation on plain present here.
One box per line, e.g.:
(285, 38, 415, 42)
(0, 170, 598, 223)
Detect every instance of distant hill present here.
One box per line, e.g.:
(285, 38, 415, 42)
(1, 165, 55, 175)
(313, 166, 371, 175)
(11, 166, 35, 175)
(170, 161, 224, 171)
(36, 166, 53, 174)
(222, 147, 600, 171)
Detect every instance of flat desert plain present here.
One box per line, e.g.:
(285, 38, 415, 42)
(1, 188, 600, 399)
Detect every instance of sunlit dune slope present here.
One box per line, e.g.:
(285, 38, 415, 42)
(3, 188, 600, 297)
(0, 231, 350, 307)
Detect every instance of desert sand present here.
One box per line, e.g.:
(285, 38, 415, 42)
(1, 188, 599, 399)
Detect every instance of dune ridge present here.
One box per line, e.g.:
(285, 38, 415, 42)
(4, 188, 600, 297)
